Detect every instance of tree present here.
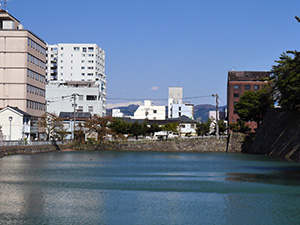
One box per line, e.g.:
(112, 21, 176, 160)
(271, 50, 300, 110)
(229, 121, 249, 133)
(109, 118, 130, 135)
(161, 122, 179, 139)
(84, 115, 113, 142)
(214, 119, 227, 135)
(129, 121, 144, 139)
(39, 113, 68, 140)
(234, 88, 274, 127)
(196, 119, 211, 136)
(148, 123, 162, 136)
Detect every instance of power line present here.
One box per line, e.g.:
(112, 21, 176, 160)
(107, 95, 213, 101)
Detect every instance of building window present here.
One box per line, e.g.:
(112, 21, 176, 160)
(77, 106, 83, 112)
(81, 73, 85, 76)
(83, 47, 87, 52)
(87, 73, 93, 76)
(245, 85, 250, 90)
(78, 95, 84, 101)
(74, 47, 79, 51)
(88, 106, 93, 112)
(88, 47, 94, 52)
(233, 85, 239, 89)
(234, 93, 239, 98)
(179, 112, 181, 116)
(234, 110, 237, 114)
(254, 85, 260, 90)
(153, 110, 157, 114)
(179, 106, 181, 111)
(81, 67, 85, 69)
(87, 95, 97, 100)
(61, 47, 64, 50)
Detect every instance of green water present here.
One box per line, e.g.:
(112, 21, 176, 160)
(1, 151, 300, 225)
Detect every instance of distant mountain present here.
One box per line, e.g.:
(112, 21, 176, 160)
(194, 104, 227, 122)
(107, 104, 226, 122)
(106, 104, 139, 117)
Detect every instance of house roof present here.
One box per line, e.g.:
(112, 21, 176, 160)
(0, 106, 31, 117)
(59, 112, 91, 119)
(117, 115, 198, 125)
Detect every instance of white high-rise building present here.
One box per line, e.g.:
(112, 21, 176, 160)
(168, 87, 194, 119)
(46, 43, 106, 116)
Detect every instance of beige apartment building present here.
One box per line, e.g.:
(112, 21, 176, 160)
(0, 9, 46, 118)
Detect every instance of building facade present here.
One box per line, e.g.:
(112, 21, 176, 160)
(132, 100, 166, 120)
(0, 10, 46, 117)
(46, 43, 106, 116)
(227, 71, 270, 132)
(168, 87, 194, 119)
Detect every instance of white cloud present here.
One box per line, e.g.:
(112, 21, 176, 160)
(106, 101, 143, 109)
(150, 86, 159, 91)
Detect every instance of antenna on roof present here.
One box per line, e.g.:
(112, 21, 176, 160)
(0, 0, 11, 10)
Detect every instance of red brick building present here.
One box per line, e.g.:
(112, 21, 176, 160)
(227, 71, 270, 132)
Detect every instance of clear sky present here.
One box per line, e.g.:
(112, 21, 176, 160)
(6, 0, 300, 108)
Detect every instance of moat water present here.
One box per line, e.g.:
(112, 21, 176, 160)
(1, 151, 300, 225)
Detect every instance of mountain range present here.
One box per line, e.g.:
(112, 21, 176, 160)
(107, 104, 227, 122)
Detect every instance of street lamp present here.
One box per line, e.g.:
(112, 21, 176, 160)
(9, 116, 12, 143)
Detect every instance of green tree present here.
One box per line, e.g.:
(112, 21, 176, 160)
(234, 88, 274, 127)
(161, 122, 179, 139)
(109, 118, 130, 135)
(130, 121, 144, 139)
(271, 50, 300, 110)
(229, 121, 249, 133)
(148, 123, 162, 136)
(214, 119, 227, 135)
(196, 119, 211, 136)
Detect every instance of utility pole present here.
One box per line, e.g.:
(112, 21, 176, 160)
(72, 93, 78, 140)
(212, 94, 219, 139)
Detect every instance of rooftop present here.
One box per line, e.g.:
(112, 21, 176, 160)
(228, 71, 270, 81)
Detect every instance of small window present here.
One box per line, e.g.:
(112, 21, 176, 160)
(77, 106, 83, 112)
(82, 47, 87, 52)
(153, 110, 157, 114)
(233, 85, 239, 89)
(74, 47, 80, 51)
(86, 95, 97, 100)
(88, 47, 94, 52)
(78, 95, 84, 101)
(234, 93, 239, 98)
(254, 85, 260, 90)
(88, 106, 93, 112)
(245, 85, 250, 90)
(81, 67, 85, 69)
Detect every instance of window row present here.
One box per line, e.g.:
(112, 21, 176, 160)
(27, 54, 46, 69)
(27, 69, 45, 83)
(27, 84, 45, 97)
(26, 100, 46, 111)
(233, 84, 260, 90)
(28, 38, 46, 55)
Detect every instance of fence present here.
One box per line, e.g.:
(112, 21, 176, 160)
(0, 140, 69, 147)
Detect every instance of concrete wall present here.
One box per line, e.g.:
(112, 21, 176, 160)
(74, 138, 229, 152)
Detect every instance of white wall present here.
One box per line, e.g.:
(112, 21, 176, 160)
(0, 110, 23, 141)
(46, 83, 105, 116)
(132, 100, 166, 120)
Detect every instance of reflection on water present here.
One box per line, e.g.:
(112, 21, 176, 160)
(0, 151, 300, 224)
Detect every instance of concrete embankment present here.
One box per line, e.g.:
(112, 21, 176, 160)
(0, 144, 67, 158)
(73, 137, 243, 153)
(244, 109, 300, 161)
(0, 135, 247, 158)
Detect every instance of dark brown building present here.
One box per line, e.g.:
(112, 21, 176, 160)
(227, 71, 270, 132)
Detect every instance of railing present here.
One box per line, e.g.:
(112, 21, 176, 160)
(0, 140, 70, 147)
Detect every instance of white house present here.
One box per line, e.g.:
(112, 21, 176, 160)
(112, 109, 124, 118)
(132, 100, 166, 120)
(0, 106, 31, 141)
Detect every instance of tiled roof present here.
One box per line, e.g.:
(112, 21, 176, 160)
(59, 112, 91, 119)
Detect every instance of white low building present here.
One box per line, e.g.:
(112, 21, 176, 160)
(132, 100, 165, 120)
(46, 81, 106, 116)
(0, 106, 31, 141)
(112, 109, 124, 118)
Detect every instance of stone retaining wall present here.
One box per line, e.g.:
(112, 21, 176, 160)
(0, 144, 67, 158)
(74, 138, 230, 152)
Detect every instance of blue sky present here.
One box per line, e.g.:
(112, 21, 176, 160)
(7, 0, 300, 108)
